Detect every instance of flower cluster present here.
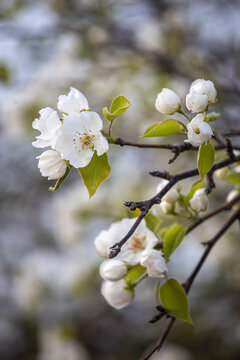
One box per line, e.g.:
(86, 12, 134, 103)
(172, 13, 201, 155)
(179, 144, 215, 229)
(155, 79, 216, 146)
(95, 218, 167, 309)
(32, 87, 109, 180)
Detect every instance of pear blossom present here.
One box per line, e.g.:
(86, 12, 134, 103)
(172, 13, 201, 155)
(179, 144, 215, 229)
(186, 114, 213, 146)
(186, 91, 208, 113)
(157, 180, 179, 203)
(55, 111, 109, 168)
(94, 218, 158, 265)
(140, 249, 167, 278)
(37, 150, 67, 180)
(100, 260, 127, 281)
(57, 87, 89, 115)
(101, 279, 134, 309)
(226, 189, 240, 209)
(155, 88, 181, 115)
(215, 167, 229, 180)
(32, 107, 62, 149)
(190, 188, 209, 212)
(160, 200, 173, 214)
(190, 79, 217, 103)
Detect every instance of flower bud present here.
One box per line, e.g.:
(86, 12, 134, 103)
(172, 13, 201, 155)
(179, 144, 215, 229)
(155, 88, 181, 115)
(226, 189, 240, 209)
(215, 167, 229, 180)
(190, 79, 217, 104)
(57, 87, 89, 115)
(37, 150, 67, 180)
(157, 180, 179, 203)
(140, 249, 167, 278)
(100, 260, 127, 281)
(101, 279, 134, 309)
(186, 91, 208, 113)
(190, 189, 208, 212)
(160, 200, 173, 214)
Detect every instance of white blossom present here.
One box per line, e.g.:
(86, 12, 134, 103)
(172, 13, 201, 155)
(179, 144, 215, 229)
(226, 189, 240, 209)
(55, 111, 109, 168)
(190, 79, 217, 104)
(186, 114, 213, 146)
(155, 88, 181, 115)
(140, 249, 167, 278)
(100, 260, 127, 281)
(32, 107, 62, 148)
(94, 218, 158, 265)
(157, 180, 179, 203)
(37, 150, 67, 180)
(101, 279, 134, 309)
(57, 87, 89, 114)
(215, 167, 229, 180)
(160, 200, 173, 214)
(186, 91, 208, 113)
(190, 189, 209, 212)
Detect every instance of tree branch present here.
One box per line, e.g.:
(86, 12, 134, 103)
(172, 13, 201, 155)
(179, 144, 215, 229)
(108, 155, 240, 258)
(141, 208, 240, 360)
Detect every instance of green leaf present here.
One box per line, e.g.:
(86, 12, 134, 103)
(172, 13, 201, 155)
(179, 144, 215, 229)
(124, 265, 146, 287)
(103, 95, 131, 122)
(184, 179, 204, 204)
(140, 119, 181, 138)
(163, 224, 187, 260)
(197, 142, 215, 178)
(226, 173, 240, 185)
(205, 112, 220, 122)
(145, 212, 162, 235)
(103, 107, 116, 122)
(78, 152, 111, 197)
(160, 278, 192, 323)
(49, 166, 71, 191)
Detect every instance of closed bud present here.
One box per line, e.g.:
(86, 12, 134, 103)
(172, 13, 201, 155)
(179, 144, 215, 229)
(190, 189, 208, 212)
(100, 260, 127, 281)
(101, 279, 134, 309)
(155, 88, 181, 115)
(186, 91, 208, 113)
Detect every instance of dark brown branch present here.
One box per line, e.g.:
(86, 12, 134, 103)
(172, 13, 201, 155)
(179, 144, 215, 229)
(222, 130, 240, 137)
(141, 208, 240, 360)
(109, 155, 240, 258)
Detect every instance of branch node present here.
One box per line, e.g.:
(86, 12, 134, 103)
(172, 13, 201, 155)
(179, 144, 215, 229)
(108, 245, 121, 259)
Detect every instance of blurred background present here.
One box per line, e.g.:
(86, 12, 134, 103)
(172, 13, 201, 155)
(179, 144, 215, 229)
(0, 0, 240, 359)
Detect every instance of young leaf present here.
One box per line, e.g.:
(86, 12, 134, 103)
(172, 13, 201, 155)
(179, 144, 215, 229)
(226, 173, 240, 185)
(184, 179, 204, 204)
(160, 278, 193, 324)
(145, 212, 162, 235)
(197, 142, 215, 178)
(78, 152, 111, 198)
(49, 166, 72, 192)
(124, 265, 146, 287)
(140, 119, 181, 138)
(103, 95, 131, 122)
(163, 224, 187, 260)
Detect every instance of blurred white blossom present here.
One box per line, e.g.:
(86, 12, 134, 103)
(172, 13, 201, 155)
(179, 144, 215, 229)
(101, 279, 134, 309)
